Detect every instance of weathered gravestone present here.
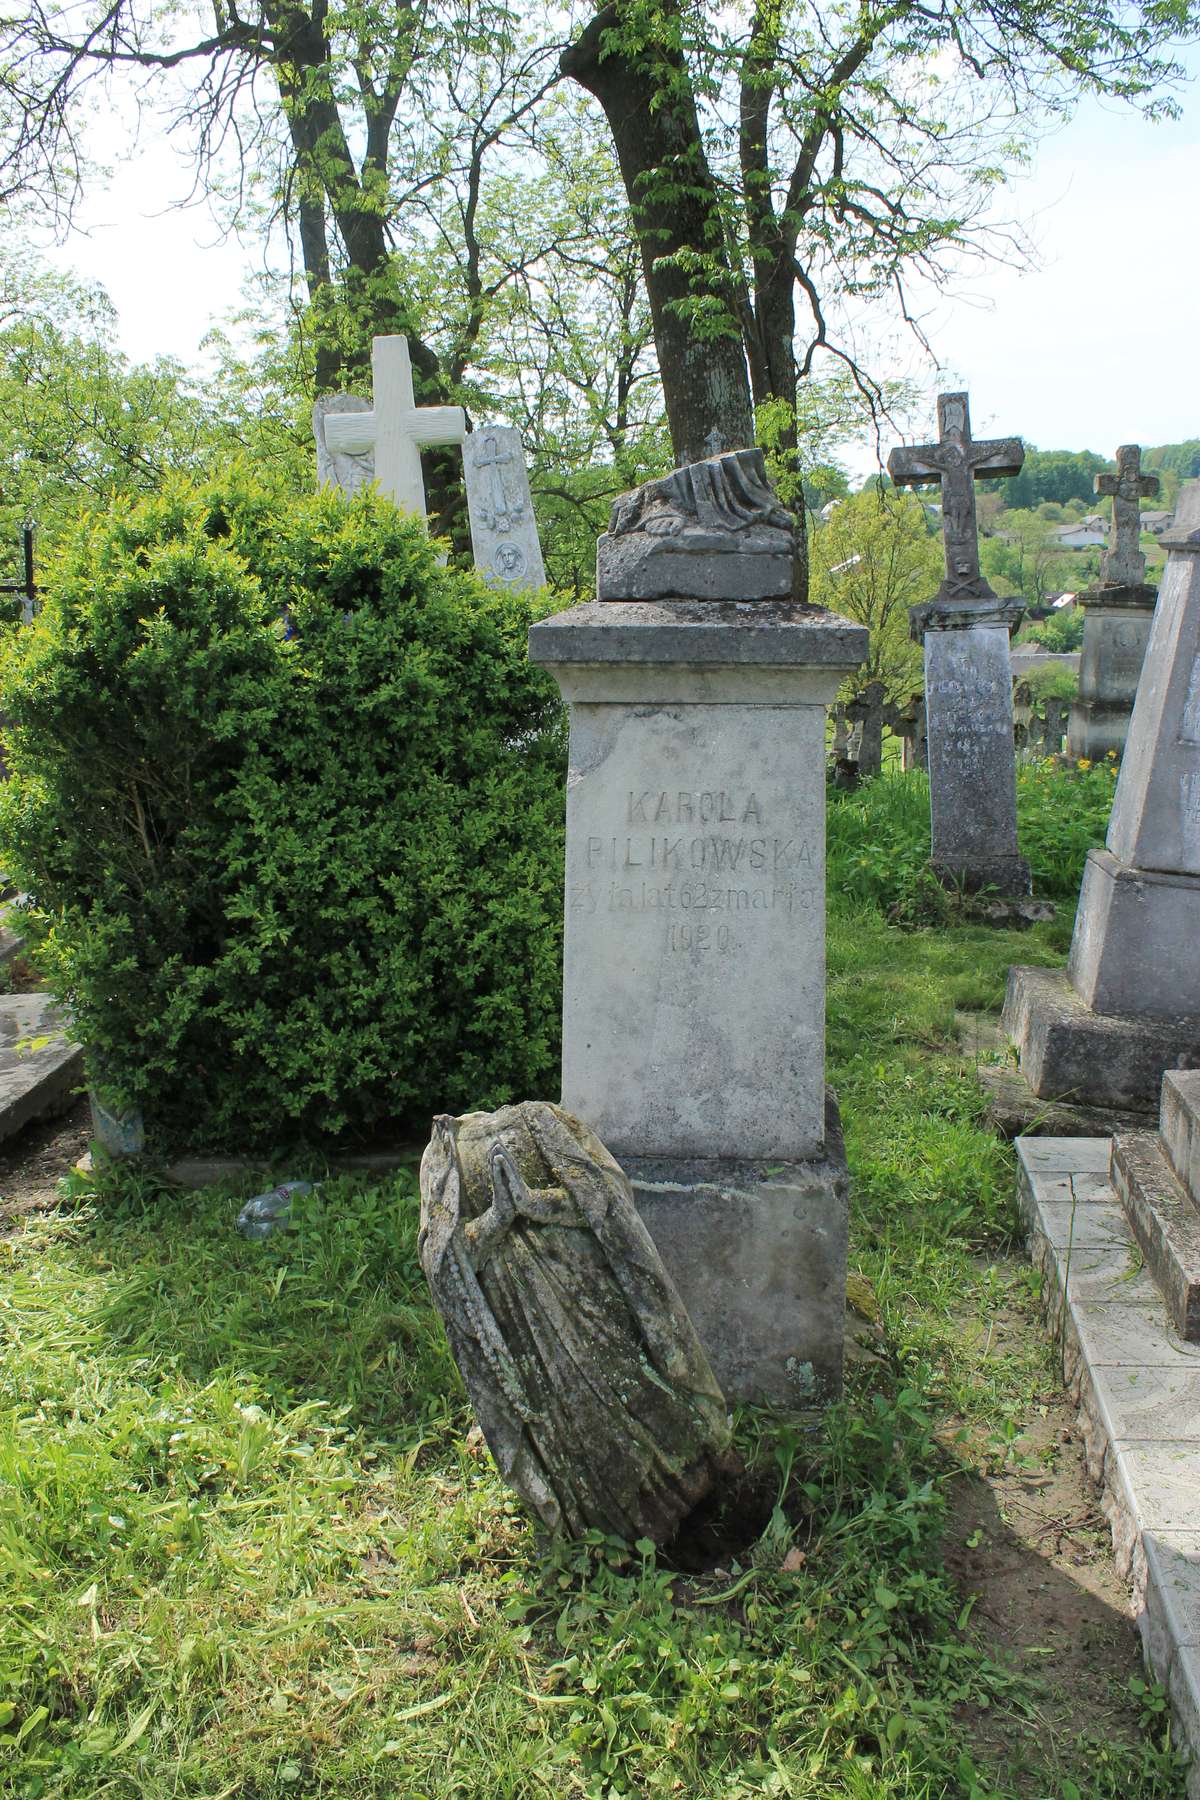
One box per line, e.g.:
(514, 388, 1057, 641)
(312, 337, 546, 590)
(316, 335, 468, 516)
(1005, 481, 1200, 1111)
(529, 448, 866, 1404)
(888, 393, 1029, 894)
(461, 425, 547, 590)
(418, 1102, 731, 1541)
(312, 395, 374, 498)
(1067, 446, 1160, 761)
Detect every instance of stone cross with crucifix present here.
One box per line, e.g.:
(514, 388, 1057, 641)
(1095, 445, 1159, 589)
(320, 336, 467, 517)
(887, 392, 1024, 604)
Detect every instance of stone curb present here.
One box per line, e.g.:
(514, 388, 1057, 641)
(1016, 1136, 1200, 1797)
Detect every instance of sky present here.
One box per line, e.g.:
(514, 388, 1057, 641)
(36, 43, 1200, 467)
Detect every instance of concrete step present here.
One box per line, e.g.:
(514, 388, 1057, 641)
(0, 993, 83, 1143)
(1112, 1129, 1200, 1343)
(1161, 1069, 1200, 1211)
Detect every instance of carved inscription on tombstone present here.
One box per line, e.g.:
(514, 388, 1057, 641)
(561, 703, 828, 1162)
(923, 627, 1022, 871)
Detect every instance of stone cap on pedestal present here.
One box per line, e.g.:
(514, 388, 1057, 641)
(529, 600, 867, 704)
(908, 593, 1025, 640)
(1076, 582, 1158, 612)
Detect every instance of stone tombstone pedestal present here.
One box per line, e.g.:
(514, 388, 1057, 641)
(530, 601, 866, 1403)
(1066, 587, 1158, 760)
(888, 392, 1030, 895)
(529, 452, 866, 1403)
(1006, 482, 1200, 1111)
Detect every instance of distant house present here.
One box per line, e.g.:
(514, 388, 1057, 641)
(1054, 522, 1107, 550)
(1141, 510, 1173, 535)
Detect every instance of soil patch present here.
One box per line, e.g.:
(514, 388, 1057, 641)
(0, 1094, 89, 1230)
(943, 1261, 1155, 1789)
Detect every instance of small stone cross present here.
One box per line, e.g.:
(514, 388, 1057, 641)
(1095, 445, 1159, 588)
(320, 336, 467, 517)
(887, 392, 1024, 601)
(703, 427, 725, 459)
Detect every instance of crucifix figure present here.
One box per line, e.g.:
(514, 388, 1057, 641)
(887, 392, 1024, 603)
(1095, 445, 1159, 588)
(320, 336, 467, 517)
(474, 431, 525, 534)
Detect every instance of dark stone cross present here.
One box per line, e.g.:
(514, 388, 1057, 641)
(1095, 444, 1159, 589)
(887, 392, 1024, 602)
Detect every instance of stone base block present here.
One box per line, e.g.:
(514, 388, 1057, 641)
(1014, 1135, 1200, 1800)
(931, 853, 1031, 897)
(1111, 1131, 1200, 1342)
(1066, 699, 1133, 762)
(977, 1060, 1147, 1140)
(1003, 964, 1200, 1113)
(624, 1094, 849, 1406)
(1071, 849, 1200, 1018)
(1163, 1072, 1200, 1208)
(0, 994, 83, 1144)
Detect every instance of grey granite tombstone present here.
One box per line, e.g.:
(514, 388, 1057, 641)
(888, 393, 1029, 893)
(462, 426, 547, 591)
(1067, 447, 1160, 761)
(529, 453, 866, 1404)
(1005, 481, 1200, 1111)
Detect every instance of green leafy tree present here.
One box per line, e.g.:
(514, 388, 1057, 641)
(990, 448, 1110, 510)
(559, 0, 1197, 595)
(0, 250, 308, 569)
(981, 507, 1099, 608)
(810, 488, 937, 704)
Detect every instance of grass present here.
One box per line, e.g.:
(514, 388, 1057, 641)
(0, 768, 1187, 1799)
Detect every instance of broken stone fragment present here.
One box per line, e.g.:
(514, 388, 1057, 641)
(418, 1100, 732, 1542)
(596, 448, 798, 601)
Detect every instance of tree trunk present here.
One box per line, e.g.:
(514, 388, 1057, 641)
(561, 4, 754, 466)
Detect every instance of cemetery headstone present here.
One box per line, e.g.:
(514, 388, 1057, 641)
(1067, 446, 1160, 760)
(530, 448, 867, 1402)
(888, 392, 1029, 893)
(312, 338, 546, 589)
(317, 336, 467, 516)
(418, 1101, 731, 1541)
(461, 425, 547, 590)
(312, 395, 375, 498)
(1005, 480, 1200, 1110)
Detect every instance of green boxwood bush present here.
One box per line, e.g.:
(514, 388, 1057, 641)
(0, 472, 567, 1151)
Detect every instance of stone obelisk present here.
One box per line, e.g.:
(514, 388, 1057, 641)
(1005, 481, 1200, 1111)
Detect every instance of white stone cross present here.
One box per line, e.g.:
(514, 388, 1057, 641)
(320, 336, 467, 517)
(1095, 445, 1159, 589)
